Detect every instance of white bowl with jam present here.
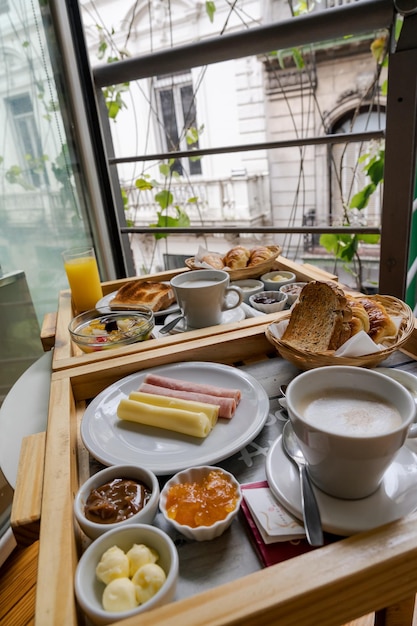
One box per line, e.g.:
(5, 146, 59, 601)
(159, 465, 242, 541)
(74, 465, 160, 540)
(248, 290, 288, 313)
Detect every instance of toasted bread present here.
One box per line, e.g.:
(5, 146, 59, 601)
(110, 281, 176, 312)
(281, 281, 352, 352)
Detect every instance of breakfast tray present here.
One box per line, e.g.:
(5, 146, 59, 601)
(32, 317, 417, 626)
(46, 256, 337, 372)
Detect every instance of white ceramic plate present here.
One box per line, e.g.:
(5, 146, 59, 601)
(159, 306, 245, 334)
(96, 290, 180, 318)
(265, 435, 417, 536)
(81, 362, 269, 475)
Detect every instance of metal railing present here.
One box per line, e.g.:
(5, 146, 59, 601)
(55, 0, 417, 299)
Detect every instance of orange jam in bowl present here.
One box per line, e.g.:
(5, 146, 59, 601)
(160, 466, 242, 541)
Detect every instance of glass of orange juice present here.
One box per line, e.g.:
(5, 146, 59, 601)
(62, 247, 103, 313)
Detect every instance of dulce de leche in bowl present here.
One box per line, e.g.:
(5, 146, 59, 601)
(74, 464, 160, 540)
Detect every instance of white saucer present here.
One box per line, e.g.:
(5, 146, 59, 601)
(265, 435, 417, 536)
(160, 306, 246, 334)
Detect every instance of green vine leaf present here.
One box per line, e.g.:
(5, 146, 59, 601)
(135, 177, 154, 191)
(150, 208, 190, 239)
(205, 1, 216, 22)
(155, 189, 174, 210)
(349, 183, 376, 210)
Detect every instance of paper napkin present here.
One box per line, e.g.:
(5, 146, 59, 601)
(242, 485, 306, 544)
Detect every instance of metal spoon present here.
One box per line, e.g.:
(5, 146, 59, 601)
(282, 421, 324, 547)
(159, 315, 184, 334)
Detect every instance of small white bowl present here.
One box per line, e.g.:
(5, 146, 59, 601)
(74, 524, 178, 626)
(159, 466, 242, 542)
(261, 271, 296, 291)
(230, 279, 264, 304)
(74, 465, 160, 540)
(248, 290, 288, 313)
(279, 281, 308, 306)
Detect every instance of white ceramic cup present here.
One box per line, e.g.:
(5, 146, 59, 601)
(286, 366, 417, 500)
(170, 269, 243, 329)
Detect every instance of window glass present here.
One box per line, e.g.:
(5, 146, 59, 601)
(0, 2, 95, 402)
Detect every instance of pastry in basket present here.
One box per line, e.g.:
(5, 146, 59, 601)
(223, 246, 251, 270)
(355, 296, 397, 343)
(248, 246, 276, 267)
(110, 280, 175, 312)
(200, 253, 225, 270)
(281, 281, 352, 352)
(346, 296, 370, 336)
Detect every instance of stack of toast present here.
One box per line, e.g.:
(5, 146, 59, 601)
(110, 280, 175, 312)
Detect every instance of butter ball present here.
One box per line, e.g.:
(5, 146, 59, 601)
(96, 545, 130, 585)
(133, 563, 167, 604)
(102, 577, 138, 612)
(126, 543, 158, 577)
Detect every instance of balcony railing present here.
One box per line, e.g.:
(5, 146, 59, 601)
(54, 0, 417, 300)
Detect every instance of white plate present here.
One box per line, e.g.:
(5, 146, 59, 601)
(81, 362, 269, 475)
(96, 290, 180, 318)
(265, 436, 417, 536)
(160, 306, 245, 334)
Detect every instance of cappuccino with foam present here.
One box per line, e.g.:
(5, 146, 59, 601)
(300, 388, 403, 437)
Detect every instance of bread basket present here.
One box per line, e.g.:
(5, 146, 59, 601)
(185, 245, 282, 280)
(265, 294, 415, 370)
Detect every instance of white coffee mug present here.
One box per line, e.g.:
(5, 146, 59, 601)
(170, 269, 243, 329)
(286, 366, 417, 500)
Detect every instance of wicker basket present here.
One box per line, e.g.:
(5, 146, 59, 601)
(185, 245, 282, 280)
(265, 294, 415, 370)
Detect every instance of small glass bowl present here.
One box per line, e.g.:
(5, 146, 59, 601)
(159, 466, 242, 541)
(69, 306, 154, 353)
(248, 290, 288, 313)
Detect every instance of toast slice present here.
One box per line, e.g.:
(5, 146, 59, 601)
(281, 281, 352, 352)
(110, 280, 176, 312)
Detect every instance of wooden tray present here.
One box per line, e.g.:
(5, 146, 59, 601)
(48, 258, 338, 372)
(34, 321, 417, 626)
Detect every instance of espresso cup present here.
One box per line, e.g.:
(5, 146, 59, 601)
(286, 366, 417, 500)
(170, 269, 243, 329)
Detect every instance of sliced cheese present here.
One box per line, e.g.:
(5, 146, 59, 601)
(117, 398, 212, 438)
(128, 391, 219, 427)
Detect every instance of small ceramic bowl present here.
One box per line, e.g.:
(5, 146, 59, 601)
(261, 271, 296, 291)
(279, 281, 308, 306)
(159, 465, 242, 541)
(248, 290, 288, 313)
(74, 524, 178, 626)
(74, 465, 160, 540)
(230, 279, 264, 304)
(69, 307, 154, 353)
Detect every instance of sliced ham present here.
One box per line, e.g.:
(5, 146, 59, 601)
(138, 382, 237, 419)
(143, 373, 241, 404)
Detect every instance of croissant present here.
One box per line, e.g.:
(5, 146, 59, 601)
(223, 246, 251, 270)
(346, 296, 370, 336)
(201, 254, 224, 270)
(248, 246, 274, 267)
(356, 297, 397, 343)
